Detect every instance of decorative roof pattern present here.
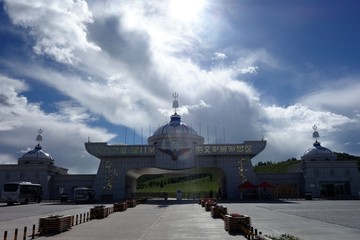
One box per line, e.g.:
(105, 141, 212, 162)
(19, 129, 54, 164)
(148, 93, 204, 147)
(153, 114, 199, 136)
(302, 125, 336, 161)
(22, 144, 54, 159)
(304, 140, 334, 154)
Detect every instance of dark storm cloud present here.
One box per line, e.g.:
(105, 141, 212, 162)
(88, 16, 151, 70)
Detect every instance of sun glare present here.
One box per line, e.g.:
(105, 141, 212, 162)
(169, 0, 205, 23)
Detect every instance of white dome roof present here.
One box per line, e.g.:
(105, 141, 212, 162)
(22, 144, 53, 159)
(302, 141, 336, 161)
(148, 114, 204, 145)
(153, 114, 199, 136)
(18, 144, 54, 165)
(149, 94, 204, 147)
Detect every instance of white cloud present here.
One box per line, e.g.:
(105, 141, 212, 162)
(55, 101, 99, 123)
(0, 154, 17, 164)
(299, 79, 360, 117)
(213, 52, 227, 60)
(257, 103, 357, 162)
(158, 99, 211, 117)
(263, 103, 353, 132)
(4, 0, 100, 64)
(2, 0, 360, 175)
(0, 75, 115, 173)
(238, 66, 258, 74)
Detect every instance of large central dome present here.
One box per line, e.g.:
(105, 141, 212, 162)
(147, 93, 204, 169)
(152, 114, 200, 136)
(148, 93, 204, 146)
(148, 113, 204, 145)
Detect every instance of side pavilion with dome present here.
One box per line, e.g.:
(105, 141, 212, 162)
(0, 130, 69, 199)
(288, 126, 360, 198)
(85, 95, 267, 201)
(257, 125, 360, 199)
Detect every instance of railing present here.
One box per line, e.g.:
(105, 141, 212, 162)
(2, 210, 91, 240)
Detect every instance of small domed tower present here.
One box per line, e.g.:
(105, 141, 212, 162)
(301, 125, 336, 161)
(18, 129, 55, 165)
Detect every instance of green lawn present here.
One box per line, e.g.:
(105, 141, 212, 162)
(136, 172, 222, 198)
(254, 160, 301, 173)
(137, 176, 218, 192)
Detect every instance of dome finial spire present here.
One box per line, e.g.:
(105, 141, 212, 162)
(36, 129, 43, 145)
(172, 92, 179, 114)
(312, 125, 320, 141)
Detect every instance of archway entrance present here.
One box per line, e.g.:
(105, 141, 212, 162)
(85, 95, 266, 201)
(127, 167, 225, 200)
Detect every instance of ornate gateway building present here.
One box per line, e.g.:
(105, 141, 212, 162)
(2, 95, 360, 201)
(85, 95, 266, 200)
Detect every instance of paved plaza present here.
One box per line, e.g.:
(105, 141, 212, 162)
(225, 200, 360, 239)
(1, 200, 360, 240)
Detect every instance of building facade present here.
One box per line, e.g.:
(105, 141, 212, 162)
(82, 96, 266, 201)
(1, 104, 359, 201)
(0, 130, 69, 199)
(259, 126, 360, 199)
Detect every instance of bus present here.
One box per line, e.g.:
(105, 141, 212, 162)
(73, 187, 96, 203)
(1, 182, 43, 205)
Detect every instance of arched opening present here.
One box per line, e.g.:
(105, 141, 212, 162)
(126, 167, 225, 200)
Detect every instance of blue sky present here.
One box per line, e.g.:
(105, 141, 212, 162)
(1, 0, 360, 173)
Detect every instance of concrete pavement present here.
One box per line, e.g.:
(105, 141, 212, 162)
(225, 200, 360, 239)
(2, 200, 360, 240)
(37, 200, 245, 240)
